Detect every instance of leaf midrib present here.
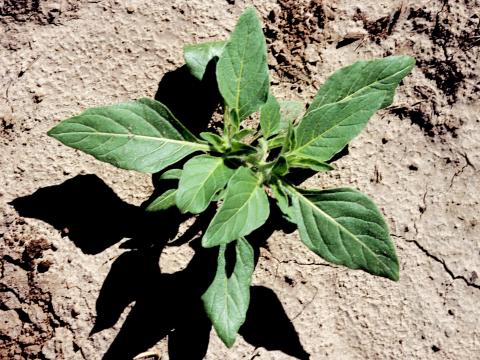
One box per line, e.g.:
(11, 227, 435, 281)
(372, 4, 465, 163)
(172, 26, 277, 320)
(210, 175, 261, 235)
(233, 21, 251, 118)
(53, 131, 209, 150)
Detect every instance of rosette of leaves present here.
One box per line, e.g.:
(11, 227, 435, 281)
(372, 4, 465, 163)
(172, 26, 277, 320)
(48, 8, 414, 348)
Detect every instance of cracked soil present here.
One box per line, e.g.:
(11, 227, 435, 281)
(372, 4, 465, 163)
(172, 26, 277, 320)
(1, 0, 479, 359)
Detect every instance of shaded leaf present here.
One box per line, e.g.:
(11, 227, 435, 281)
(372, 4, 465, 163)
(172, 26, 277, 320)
(284, 120, 296, 153)
(146, 189, 177, 212)
(137, 98, 198, 142)
(272, 156, 288, 176)
(270, 180, 294, 221)
(202, 238, 254, 347)
(184, 41, 226, 80)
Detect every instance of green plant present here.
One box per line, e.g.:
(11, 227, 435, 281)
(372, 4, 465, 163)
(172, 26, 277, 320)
(48, 8, 414, 347)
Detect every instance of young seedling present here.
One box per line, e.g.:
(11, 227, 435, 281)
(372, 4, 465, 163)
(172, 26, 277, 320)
(48, 8, 414, 348)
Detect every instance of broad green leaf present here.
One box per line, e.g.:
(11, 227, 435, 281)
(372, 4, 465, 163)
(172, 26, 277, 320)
(291, 92, 384, 162)
(288, 186, 399, 280)
(159, 168, 182, 180)
(48, 101, 208, 173)
(279, 100, 304, 127)
(136, 98, 198, 142)
(202, 167, 270, 247)
(286, 155, 335, 172)
(292, 56, 414, 162)
(202, 238, 254, 347)
(270, 180, 294, 221)
(184, 41, 226, 80)
(260, 93, 281, 139)
(146, 189, 177, 212)
(216, 7, 269, 122)
(212, 188, 227, 202)
(306, 55, 415, 112)
(177, 155, 234, 214)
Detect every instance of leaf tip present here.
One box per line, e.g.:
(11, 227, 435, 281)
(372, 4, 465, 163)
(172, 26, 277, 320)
(47, 125, 60, 139)
(389, 269, 400, 282)
(220, 334, 236, 348)
(201, 236, 214, 248)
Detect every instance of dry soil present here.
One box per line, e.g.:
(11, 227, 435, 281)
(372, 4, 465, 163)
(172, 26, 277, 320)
(1, 0, 479, 359)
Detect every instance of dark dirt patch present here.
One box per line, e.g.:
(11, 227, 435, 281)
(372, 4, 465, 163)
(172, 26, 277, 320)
(0, 0, 41, 21)
(0, 215, 59, 359)
(0, 118, 15, 142)
(407, 2, 478, 103)
(355, 6, 402, 40)
(264, 0, 326, 86)
(390, 106, 459, 138)
(0, 0, 80, 25)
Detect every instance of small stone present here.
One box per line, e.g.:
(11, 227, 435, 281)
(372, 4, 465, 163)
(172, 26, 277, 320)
(71, 305, 80, 318)
(126, 4, 137, 13)
(304, 44, 320, 63)
(1, 292, 22, 309)
(0, 310, 23, 339)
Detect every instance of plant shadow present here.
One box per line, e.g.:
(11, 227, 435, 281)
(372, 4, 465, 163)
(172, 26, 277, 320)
(10, 63, 311, 360)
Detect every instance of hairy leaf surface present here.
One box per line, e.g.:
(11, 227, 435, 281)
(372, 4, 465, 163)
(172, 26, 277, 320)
(202, 167, 269, 247)
(279, 100, 304, 126)
(286, 155, 334, 172)
(260, 93, 281, 139)
(292, 92, 384, 162)
(48, 100, 208, 173)
(202, 238, 254, 347)
(216, 7, 269, 122)
(184, 41, 226, 80)
(289, 186, 399, 280)
(177, 155, 234, 214)
(293, 56, 414, 162)
(270, 180, 294, 221)
(306, 55, 415, 111)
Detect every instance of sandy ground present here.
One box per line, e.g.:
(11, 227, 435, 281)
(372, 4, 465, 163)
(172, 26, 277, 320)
(1, 0, 479, 359)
